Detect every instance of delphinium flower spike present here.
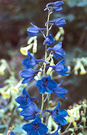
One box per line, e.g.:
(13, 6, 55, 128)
(15, 0, 69, 135)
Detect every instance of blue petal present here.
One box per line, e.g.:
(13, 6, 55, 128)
(59, 109, 68, 117)
(10, 130, 16, 135)
(56, 116, 68, 125)
(39, 123, 48, 135)
(22, 77, 34, 84)
(20, 69, 34, 78)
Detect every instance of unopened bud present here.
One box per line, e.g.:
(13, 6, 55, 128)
(48, 100, 53, 106)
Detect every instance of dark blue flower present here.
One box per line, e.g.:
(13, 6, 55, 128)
(15, 87, 39, 109)
(22, 51, 47, 69)
(45, 126, 61, 135)
(22, 117, 48, 135)
(53, 80, 68, 99)
(52, 101, 68, 125)
(27, 22, 46, 37)
(20, 68, 42, 84)
(47, 42, 66, 59)
(46, 1, 64, 8)
(46, 59, 69, 76)
(45, 1, 64, 13)
(43, 101, 68, 125)
(43, 34, 55, 46)
(20, 102, 39, 120)
(45, 17, 66, 27)
(36, 75, 57, 94)
(10, 130, 16, 135)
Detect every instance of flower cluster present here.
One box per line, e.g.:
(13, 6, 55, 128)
(11, 1, 69, 135)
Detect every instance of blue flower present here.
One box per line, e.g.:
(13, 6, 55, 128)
(45, 17, 66, 27)
(27, 22, 46, 37)
(53, 80, 68, 99)
(10, 130, 16, 135)
(20, 68, 41, 84)
(45, 1, 64, 13)
(47, 42, 66, 59)
(43, 34, 55, 46)
(45, 126, 61, 135)
(52, 101, 68, 125)
(15, 87, 39, 109)
(46, 1, 64, 8)
(22, 51, 47, 69)
(36, 75, 57, 94)
(22, 117, 48, 135)
(43, 101, 68, 125)
(46, 59, 69, 76)
(20, 102, 39, 120)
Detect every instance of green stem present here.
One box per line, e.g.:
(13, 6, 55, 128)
(40, 94, 44, 117)
(40, 10, 51, 117)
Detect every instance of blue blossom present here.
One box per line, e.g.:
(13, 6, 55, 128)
(46, 59, 69, 76)
(27, 22, 46, 37)
(46, 1, 64, 8)
(22, 117, 48, 135)
(45, 17, 66, 27)
(20, 68, 41, 84)
(20, 102, 39, 120)
(45, 126, 61, 135)
(43, 34, 55, 46)
(52, 101, 68, 125)
(22, 51, 47, 69)
(47, 42, 66, 59)
(45, 1, 64, 13)
(15, 87, 39, 109)
(43, 101, 68, 125)
(36, 75, 57, 94)
(53, 80, 68, 99)
(10, 131, 16, 135)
